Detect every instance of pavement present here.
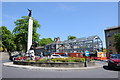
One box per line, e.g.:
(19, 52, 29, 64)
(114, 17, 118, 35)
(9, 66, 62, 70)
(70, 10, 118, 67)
(2, 61, 105, 71)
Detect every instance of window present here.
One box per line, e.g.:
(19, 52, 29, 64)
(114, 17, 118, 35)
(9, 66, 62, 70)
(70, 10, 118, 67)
(108, 41, 112, 46)
(107, 32, 111, 37)
(113, 32, 117, 35)
(109, 50, 113, 54)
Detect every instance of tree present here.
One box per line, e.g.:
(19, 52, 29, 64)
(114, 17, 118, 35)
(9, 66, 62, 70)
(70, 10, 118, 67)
(38, 38, 53, 46)
(114, 33, 120, 54)
(12, 16, 41, 52)
(68, 35, 76, 40)
(1, 26, 16, 52)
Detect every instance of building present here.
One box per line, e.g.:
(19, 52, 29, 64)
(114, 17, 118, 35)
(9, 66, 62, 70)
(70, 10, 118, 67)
(34, 46, 45, 55)
(44, 37, 62, 55)
(104, 26, 120, 58)
(44, 35, 103, 55)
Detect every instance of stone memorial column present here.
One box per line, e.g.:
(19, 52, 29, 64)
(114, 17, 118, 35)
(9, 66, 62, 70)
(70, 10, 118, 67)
(27, 9, 33, 52)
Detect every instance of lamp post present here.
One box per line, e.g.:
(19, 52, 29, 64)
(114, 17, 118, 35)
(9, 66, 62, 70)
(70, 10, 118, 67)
(84, 50, 89, 67)
(84, 55, 87, 67)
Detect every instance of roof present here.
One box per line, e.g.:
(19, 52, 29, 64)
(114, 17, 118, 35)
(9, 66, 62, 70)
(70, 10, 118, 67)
(104, 26, 120, 31)
(35, 46, 44, 49)
(60, 35, 101, 44)
(45, 35, 102, 46)
(46, 41, 62, 45)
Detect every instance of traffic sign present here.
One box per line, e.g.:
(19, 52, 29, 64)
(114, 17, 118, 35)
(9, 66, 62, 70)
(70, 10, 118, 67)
(85, 50, 89, 56)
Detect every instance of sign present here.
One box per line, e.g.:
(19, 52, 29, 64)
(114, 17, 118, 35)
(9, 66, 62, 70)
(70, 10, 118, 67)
(103, 49, 106, 52)
(97, 52, 106, 57)
(85, 50, 89, 56)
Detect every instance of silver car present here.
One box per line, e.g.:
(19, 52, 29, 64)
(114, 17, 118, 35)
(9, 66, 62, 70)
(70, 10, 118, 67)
(50, 54, 61, 59)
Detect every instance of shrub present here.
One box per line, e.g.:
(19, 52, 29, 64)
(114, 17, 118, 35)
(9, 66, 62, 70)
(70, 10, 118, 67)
(51, 58, 58, 62)
(80, 58, 85, 62)
(59, 58, 66, 62)
(49, 60, 54, 63)
(50, 57, 87, 63)
(14, 57, 20, 61)
(20, 56, 27, 60)
(68, 57, 82, 62)
(39, 57, 47, 63)
(68, 59, 76, 62)
(56, 61, 62, 63)
(35, 57, 40, 62)
(88, 59, 93, 62)
(17, 55, 22, 58)
(25, 58, 30, 62)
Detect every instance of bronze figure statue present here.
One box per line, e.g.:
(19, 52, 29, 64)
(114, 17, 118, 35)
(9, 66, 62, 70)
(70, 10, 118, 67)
(28, 9, 32, 17)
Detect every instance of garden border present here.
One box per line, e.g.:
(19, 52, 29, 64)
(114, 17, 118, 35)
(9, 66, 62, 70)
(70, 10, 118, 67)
(13, 61, 95, 68)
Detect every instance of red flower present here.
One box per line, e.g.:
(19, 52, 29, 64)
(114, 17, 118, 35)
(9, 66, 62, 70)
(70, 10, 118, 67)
(35, 57, 40, 60)
(15, 57, 20, 60)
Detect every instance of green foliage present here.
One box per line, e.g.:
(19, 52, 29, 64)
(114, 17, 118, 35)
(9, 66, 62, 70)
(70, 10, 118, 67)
(0, 47, 3, 52)
(114, 33, 120, 54)
(38, 38, 53, 46)
(35, 59, 40, 62)
(51, 57, 87, 63)
(38, 57, 47, 63)
(80, 58, 85, 62)
(1, 26, 16, 51)
(17, 55, 22, 58)
(59, 58, 68, 62)
(88, 59, 93, 62)
(68, 35, 76, 40)
(12, 16, 41, 52)
(51, 58, 67, 62)
(51, 58, 58, 62)
(25, 58, 30, 62)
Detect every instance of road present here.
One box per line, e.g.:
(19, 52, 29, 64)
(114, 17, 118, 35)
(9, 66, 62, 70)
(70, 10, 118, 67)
(2, 65, 119, 78)
(2, 60, 119, 78)
(1, 52, 120, 78)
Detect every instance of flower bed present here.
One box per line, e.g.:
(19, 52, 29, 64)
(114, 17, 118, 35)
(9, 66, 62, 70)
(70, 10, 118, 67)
(13, 57, 95, 68)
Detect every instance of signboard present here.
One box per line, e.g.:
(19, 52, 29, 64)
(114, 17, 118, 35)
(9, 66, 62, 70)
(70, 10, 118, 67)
(85, 50, 89, 56)
(97, 52, 106, 57)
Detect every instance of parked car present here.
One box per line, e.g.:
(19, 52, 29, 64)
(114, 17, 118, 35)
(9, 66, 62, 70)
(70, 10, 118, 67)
(60, 54, 69, 58)
(108, 54, 120, 69)
(9, 56, 15, 61)
(50, 54, 61, 59)
(9, 54, 20, 61)
(50, 54, 69, 59)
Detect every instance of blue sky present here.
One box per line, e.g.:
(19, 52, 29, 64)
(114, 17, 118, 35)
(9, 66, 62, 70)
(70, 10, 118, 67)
(2, 2, 118, 48)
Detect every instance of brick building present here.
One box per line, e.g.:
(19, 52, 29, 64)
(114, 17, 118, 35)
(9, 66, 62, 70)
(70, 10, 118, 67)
(104, 26, 120, 58)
